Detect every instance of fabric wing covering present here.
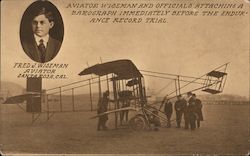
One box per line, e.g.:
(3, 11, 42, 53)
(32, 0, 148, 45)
(78, 59, 143, 79)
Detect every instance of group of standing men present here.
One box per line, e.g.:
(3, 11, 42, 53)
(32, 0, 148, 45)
(97, 90, 203, 131)
(163, 92, 203, 130)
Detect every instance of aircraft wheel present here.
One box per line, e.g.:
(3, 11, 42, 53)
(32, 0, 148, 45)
(129, 114, 146, 130)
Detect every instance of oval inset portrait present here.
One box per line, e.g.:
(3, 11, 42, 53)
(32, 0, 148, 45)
(20, 0, 64, 63)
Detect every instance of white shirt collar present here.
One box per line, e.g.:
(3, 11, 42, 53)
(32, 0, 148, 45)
(34, 34, 49, 48)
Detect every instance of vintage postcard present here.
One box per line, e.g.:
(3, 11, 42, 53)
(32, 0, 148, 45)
(0, 0, 249, 155)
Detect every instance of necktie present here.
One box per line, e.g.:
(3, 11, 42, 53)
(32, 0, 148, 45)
(38, 39, 46, 63)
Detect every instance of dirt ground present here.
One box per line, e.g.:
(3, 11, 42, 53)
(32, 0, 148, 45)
(0, 103, 249, 155)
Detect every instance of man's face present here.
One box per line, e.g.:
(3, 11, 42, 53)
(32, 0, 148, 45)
(31, 14, 54, 37)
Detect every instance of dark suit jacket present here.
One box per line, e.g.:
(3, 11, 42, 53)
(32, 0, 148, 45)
(164, 101, 173, 115)
(22, 35, 61, 63)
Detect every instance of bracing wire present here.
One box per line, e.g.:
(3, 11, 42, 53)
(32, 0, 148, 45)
(152, 80, 175, 96)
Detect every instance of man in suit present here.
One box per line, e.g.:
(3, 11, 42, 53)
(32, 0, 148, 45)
(97, 91, 109, 131)
(159, 96, 172, 127)
(164, 98, 173, 128)
(174, 95, 186, 128)
(22, 7, 61, 63)
(193, 94, 203, 128)
(187, 93, 198, 130)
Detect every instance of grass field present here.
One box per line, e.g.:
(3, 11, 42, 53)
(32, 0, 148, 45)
(0, 100, 249, 155)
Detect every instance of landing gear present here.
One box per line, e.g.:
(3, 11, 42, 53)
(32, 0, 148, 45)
(129, 114, 146, 130)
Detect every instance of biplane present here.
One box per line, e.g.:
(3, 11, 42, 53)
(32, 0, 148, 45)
(2, 59, 228, 130)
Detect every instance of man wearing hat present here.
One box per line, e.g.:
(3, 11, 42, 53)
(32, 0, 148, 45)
(174, 95, 187, 128)
(187, 93, 198, 130)
(97, 91, 109, 130)
(162, 96, 173, 128)
(193, 94, 203, 128)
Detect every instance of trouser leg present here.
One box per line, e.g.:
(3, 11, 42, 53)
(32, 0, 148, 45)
(99, 116, 105, 129)
(120, 111, 124, 124)
(176, 112, 182, 128)
(166, 114, 171, 127)
(197, 119, 200, 128)
(184, 113, 189, 129)
(97, 117, 101, 130)
(125, 111, 129, 122)
(102, 119, 107, 129)
(189, 114, 196, 130)
(101, 120, 106, 129)
(102, 115, 108, 129)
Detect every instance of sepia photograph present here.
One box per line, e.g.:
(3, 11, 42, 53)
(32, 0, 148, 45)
(0, 0, 249, 155)
(20, 0, 64, 63)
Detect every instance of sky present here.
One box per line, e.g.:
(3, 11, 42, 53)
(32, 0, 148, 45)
(1, 0, 249, 98)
